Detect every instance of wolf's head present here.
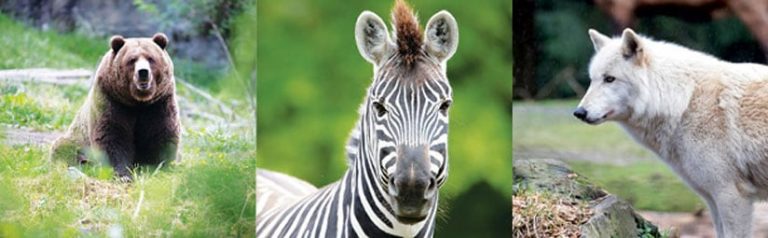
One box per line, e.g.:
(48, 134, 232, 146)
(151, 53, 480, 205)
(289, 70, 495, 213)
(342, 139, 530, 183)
(574, 28, 648, 125)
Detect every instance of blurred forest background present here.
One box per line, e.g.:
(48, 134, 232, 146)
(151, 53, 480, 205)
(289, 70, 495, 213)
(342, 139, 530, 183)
(0, 0, 256, 236)
(257, 0, 512, 236)
(514, 0, 765, 100)
(513, 0, 768, 236)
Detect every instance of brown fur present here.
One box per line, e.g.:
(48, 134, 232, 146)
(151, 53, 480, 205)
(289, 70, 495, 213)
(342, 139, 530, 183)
(683, 79, 727, 139)
(392, 0, 423, 65)
(739, 82, 768, 138)
(737, 81, 768, 190)
(50, 33, 180, 181)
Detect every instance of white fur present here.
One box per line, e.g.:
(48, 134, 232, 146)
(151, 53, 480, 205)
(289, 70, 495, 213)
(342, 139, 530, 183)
(578, 28, 768, 238)
(135, 57, 150, 77)
(424, 11, 459, 67)
(355, 11, 395, 67)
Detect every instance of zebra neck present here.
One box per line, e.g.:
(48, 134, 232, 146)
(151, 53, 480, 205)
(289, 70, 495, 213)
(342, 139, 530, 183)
(344, 120, 362, 166)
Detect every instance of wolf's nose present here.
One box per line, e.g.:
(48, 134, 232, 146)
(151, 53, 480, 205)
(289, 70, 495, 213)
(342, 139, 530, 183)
(573, 107, 588, 120)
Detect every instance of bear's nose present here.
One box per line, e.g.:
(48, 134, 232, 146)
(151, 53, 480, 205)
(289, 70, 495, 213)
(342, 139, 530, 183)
(138, 69, 149, 81)
(573, 107, 588, 120)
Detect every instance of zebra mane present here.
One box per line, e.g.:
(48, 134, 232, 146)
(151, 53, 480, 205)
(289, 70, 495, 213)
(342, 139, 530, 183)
(392, 0, 422, 66)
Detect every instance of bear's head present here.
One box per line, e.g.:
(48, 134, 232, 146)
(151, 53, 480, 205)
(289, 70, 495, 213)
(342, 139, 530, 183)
(100, 33, 174, 105)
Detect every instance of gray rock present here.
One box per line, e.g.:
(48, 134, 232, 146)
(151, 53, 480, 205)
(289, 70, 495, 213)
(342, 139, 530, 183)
(580, 195, 660, 238)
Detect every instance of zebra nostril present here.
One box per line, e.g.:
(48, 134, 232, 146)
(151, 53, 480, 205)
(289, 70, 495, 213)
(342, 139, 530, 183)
(388, 177, 399, 196)
(425, 178, 437, 198)
(428, 178, 436, 190)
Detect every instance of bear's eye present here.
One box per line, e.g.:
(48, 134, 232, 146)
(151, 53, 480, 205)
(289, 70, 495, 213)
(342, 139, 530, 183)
(147, 57, 155, 64)
(603, 75, 616, 83)
(127, 58, 138, 65)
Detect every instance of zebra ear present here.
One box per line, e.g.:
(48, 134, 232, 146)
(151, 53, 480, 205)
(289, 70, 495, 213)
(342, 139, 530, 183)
(355, 11, 394, 65)
(424, 11, 458, 63)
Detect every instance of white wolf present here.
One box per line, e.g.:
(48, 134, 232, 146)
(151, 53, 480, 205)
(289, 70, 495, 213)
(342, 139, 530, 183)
(575, 28, 768, 237)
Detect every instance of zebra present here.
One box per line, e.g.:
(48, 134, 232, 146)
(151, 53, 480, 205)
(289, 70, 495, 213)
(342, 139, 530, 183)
(256, 1, 459, 237)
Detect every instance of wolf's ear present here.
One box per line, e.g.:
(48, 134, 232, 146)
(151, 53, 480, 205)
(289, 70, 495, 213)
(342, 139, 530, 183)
(621, 28, 643, 59)
(425, 10, 459, 63)
(355, 11, 394, 65)
(588, 29, 610, 51)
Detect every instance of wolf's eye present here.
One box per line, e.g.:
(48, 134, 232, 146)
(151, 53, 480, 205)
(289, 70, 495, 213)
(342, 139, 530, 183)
(372, 101, 387, 117)
(603, 75, 616, 83)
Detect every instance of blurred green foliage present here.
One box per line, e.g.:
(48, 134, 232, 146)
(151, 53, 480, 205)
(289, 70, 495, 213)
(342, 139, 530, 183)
(532, 0, 763, 98)
(255, 0, 511, 236)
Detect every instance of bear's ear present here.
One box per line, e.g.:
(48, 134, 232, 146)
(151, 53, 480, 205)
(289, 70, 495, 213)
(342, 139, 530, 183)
(621, 28, 643, 59)
(424, 10, 459, 63)
(588, 29, 610, 51)
(110, 35, 125, 53)
(152, 33, 168, 50)
(355, 11, 394, 65)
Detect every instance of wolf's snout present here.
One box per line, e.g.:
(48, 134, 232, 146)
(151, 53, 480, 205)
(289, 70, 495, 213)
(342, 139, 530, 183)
(137, 69, 150, 82)
(573, 107, 588, 121)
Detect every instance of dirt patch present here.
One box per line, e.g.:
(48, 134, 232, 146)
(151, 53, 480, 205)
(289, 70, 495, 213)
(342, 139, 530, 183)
(638, 203, 768, 237)
(3, 127, 63, 146)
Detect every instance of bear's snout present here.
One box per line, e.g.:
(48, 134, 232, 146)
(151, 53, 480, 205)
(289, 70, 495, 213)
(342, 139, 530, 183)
(138, 69, 149, 81)
(134, 58, 152, 91)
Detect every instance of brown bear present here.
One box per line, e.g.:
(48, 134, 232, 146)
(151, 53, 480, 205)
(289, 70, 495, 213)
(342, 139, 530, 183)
(50, 33, 180, 182)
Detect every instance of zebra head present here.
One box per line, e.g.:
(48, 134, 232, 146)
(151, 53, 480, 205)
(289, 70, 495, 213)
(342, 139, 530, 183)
(354, 0, 458, 225)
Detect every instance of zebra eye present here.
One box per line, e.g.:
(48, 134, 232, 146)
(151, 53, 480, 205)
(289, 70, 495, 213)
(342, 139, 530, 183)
(439, 100, 452, 113)
(372, 101, 387, 117)
(603, 75, 616, 83)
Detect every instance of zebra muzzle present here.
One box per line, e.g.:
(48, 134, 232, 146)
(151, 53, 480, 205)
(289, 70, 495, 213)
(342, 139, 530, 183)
(388, 145, 438, 224)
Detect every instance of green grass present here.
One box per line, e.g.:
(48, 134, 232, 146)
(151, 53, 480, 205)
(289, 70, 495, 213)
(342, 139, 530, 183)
(569, 161, 703, 212)
(0, 83, 85, 130)
(0, 14, 105, 69)
(513, 100, 652, 157)
(513, 100, 703, 212)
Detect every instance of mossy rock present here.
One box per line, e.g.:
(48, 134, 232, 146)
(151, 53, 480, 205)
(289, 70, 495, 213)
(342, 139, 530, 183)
(513, 158, 606, 201)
